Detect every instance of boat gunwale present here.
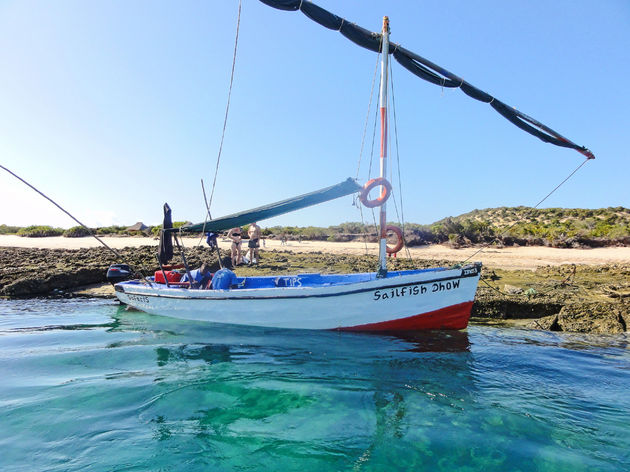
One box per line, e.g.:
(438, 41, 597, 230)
(116, 265, 481, 301)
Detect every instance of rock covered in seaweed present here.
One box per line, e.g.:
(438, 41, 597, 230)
(527, 301, 629, 334)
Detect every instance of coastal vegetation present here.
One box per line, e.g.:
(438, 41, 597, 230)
(2, 207, 629, 247)
(15, 225, 65, 238)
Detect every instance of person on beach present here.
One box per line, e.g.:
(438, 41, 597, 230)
(247, 222, 261, 265)
(227, 227, 243, 266)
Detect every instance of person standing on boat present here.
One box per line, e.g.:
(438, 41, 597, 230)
(247, 222, 261, 265)
(227, 227, 243, 266)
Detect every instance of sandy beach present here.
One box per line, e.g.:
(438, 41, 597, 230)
(2, 235, 629, 270)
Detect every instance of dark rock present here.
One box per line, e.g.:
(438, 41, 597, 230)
(528, 302, 629, 334)
(0, 245, 222, 298)
(556, 302, 628, 334)
(472, 300, 563, 320)
(527, 315, 560, 331)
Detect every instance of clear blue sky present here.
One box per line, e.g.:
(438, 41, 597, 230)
(1, 0, 628, 229)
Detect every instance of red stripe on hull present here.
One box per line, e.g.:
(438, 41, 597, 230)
(336, 301, 474, 332)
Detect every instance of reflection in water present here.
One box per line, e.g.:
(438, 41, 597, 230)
(156, 344, 232, 366)
(2, 300, 625, 470)
(110, 313, 479, 469)
(370, 329, 471, 353)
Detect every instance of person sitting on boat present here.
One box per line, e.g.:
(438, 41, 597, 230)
(247, 222, 261, 265)
(180, 263, 213, 288)
(206, 231, 218, 250)
(227, 227, 243, 266)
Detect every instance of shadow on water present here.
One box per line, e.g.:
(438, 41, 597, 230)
(4, 299, 629, 470)
(110, 304, 471, 353)
(366, 329, 471, 353)
(87, 305, 630, 471)
(109, 305, 478, 458)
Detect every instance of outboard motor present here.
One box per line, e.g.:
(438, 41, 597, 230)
(106, 263, 134, 285)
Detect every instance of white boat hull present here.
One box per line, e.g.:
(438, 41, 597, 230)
(114, 264, 481, 331)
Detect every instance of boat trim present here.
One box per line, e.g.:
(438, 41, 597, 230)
(116, 267, 479, 301)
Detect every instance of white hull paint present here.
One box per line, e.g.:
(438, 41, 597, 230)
(115, 265, 481, 330)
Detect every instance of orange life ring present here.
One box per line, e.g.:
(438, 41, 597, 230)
(359, 178, 392, 208)
(385, 225, 404, 254)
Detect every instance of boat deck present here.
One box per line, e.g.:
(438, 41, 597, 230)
(130, 267, 450, 291)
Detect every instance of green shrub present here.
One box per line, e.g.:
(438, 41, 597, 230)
(96, 225, 127, 235)
(63, 226, 92, 238)
(17, 225, 64, 238)
(0, 224, 21, 235)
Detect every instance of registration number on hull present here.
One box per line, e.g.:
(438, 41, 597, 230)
(127, 294, 150, 304)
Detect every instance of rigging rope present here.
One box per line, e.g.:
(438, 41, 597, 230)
(456, 157, 593, 267)
(0, 163, 153, 283)
(355, 52, 381, 180)
(258, 0, 595, 160)
(196, 178, 212, 247)
(389, 59, 412, 259)
(0, 164, 123, 261)
(207, 0, 242, 210)
(479, 264, 579, 299)
(355, 71, 381, 255)
(368, 102, 380, 249)
(355, 50, 382, 255)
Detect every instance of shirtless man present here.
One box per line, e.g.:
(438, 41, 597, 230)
(247, 222, 261, 265)
(227, 227, 243, 266)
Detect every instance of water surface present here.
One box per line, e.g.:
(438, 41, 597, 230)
(1, 298, 628, 471)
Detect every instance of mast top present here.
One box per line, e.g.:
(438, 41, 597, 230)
(382, 16, 389, 34)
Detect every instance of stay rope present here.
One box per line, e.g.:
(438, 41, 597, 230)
(355, 52, 381, 181)
(388, 60, 412, 259)
(207, 0, 242, 210)
(353, 58, 592, 272)
(0, 164, 123, 261)
(0, 163, 154, 283)
(194, 0, 242, 253)
(478, 264, 581, 299)
(456, 157, 593, 268)
(355, 51, 382, 254)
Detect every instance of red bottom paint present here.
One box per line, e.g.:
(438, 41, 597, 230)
(336, 301, 474, 331)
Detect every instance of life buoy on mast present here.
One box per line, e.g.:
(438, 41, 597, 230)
(359, 178, 392, 208)
(385, 225, 404, 254)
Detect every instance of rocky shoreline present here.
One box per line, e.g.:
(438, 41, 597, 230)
(1, 245, 628, 334)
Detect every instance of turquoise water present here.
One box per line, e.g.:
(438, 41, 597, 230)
(1, 299, 629, 471)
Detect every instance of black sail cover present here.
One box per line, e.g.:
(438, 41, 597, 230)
(259, 0, 594, 159)
(169, 178, 362, 234)
(158, 203, 174, 264)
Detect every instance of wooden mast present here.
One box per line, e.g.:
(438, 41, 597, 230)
(377, 16, 390, 277)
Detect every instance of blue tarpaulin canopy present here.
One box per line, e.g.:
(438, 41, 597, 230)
(167, 178, 361, 234)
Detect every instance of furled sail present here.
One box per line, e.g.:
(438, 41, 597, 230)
(259, 0, 595, 159)
(158, 203, 174, 264)
(169, 178, 362, 234)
